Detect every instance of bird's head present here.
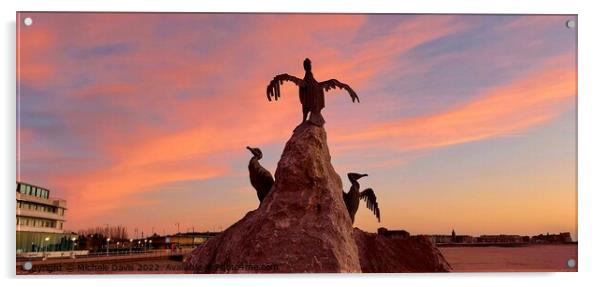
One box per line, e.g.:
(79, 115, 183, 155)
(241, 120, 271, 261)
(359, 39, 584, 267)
(347, 172, 368, 182)
(246, 146, 263, 159)
(303, 58, 312, 72)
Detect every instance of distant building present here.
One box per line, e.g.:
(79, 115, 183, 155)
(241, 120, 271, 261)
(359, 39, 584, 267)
(454, 235, 475, 243)
(427, 234, 454, 244)
(449, 229, 475, 243)
(164, 232, 219, 248)
(378, 228, 410, 239)
(16, 181, 72, 253)
(531, 232, 573, 244)
(425, 231, 475, 244)
(477, 234, 525, 243)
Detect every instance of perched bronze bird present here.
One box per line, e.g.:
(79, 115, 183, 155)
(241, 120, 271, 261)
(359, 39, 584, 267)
(342, 173, 381, 223)
(266, 58, 359, 126)
(246, 146, 274, 204)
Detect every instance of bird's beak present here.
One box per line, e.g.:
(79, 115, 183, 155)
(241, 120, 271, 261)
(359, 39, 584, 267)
(362, 174, 368, 178)
(246, 146, 252, 152)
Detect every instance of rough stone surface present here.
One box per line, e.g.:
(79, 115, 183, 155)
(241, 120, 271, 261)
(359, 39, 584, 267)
(353, 228, 452, 272)
(185, 122, 452, 273)
(185, 123, 361, 273)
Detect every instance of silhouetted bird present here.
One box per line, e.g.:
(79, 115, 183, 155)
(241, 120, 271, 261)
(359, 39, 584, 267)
(246, 146, 274, 204)
(342, 173, 381, 223)
(266, 58, 359, 126)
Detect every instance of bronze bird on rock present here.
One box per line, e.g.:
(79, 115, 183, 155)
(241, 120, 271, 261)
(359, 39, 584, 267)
(266, 58, 360, 126)
(246, 146, 274, 204)
(342, 173, 381, 223)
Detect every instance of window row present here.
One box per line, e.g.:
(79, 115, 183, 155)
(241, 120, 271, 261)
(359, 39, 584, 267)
(17, 217, 63, 229)
(17, 201, 64, 215)
(17, 183, 49, 199)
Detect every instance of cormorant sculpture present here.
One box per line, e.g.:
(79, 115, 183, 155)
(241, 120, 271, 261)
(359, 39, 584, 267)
(246, 146, 274, 204)
(266, 58, 360, 126)
(342, 173, 381, 223)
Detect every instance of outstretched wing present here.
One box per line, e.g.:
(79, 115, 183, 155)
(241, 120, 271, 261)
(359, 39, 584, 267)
(359, 188, 381, 222)
(320, 79, 360, 103)
(266, 74, 305, 102)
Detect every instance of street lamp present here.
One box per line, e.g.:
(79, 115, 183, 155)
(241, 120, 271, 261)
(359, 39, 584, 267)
(106, 238, 111, 256)
(129, 238, 133, 254)
(71, 237, 77, 256)
(144, 239, 148, 252)
(43, 237, 50, 259)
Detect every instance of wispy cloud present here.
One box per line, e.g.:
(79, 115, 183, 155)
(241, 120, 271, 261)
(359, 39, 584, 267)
(17, 14, 576, 235)
(330, 53, 575, 153)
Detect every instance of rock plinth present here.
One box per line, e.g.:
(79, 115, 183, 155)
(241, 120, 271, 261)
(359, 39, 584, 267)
(185, 122, 451, 273)
(353, 228, 452, 272)
(186, 123, 360, 273)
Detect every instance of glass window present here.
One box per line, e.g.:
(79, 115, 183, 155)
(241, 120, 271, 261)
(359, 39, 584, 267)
(25, 185, 30, 194)
(19, 184, 26, 193)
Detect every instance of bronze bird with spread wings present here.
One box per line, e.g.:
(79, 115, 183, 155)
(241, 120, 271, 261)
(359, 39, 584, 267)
(266, 58, 359, 126)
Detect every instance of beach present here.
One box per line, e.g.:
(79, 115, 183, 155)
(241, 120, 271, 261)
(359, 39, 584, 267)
(440, 244, 578, 272)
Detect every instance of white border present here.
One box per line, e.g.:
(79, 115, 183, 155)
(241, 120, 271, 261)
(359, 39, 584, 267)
(2, 1, 601, 287)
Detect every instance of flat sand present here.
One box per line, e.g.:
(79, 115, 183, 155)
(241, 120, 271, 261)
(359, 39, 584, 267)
(439, 244, 577, 272)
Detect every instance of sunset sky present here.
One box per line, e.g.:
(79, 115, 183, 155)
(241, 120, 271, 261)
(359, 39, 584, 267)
(17, 13, 577, 239)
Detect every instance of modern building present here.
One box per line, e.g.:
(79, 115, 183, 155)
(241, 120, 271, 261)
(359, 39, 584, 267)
(16, 181, 73, 253)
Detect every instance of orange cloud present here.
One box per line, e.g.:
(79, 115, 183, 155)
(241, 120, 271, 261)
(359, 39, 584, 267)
(330, 53, 575, 153)
(17, 24, 58, 86)
(17, 14, 575, 236)
(19, 15, 475, 229)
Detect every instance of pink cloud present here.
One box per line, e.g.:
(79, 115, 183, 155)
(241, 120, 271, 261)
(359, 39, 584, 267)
(330, 53, 575, 153)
